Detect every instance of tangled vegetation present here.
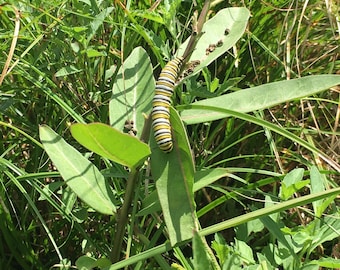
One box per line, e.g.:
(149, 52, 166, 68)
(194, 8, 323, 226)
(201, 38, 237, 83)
(1, 0, 339, 269)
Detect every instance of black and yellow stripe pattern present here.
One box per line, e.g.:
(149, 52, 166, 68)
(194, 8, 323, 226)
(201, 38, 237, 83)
(152, 57, 184, 152)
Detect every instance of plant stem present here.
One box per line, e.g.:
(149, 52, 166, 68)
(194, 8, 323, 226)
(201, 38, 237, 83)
(110, 167, 139, 263)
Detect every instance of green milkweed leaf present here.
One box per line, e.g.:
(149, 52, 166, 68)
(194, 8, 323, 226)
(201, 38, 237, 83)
(180, 75, 340, 124)
(70, 122, 150, 169)
(178, 7, 250, 76)
(150, 107, 197, 245)
(39, 125, 116, 215)
(109, 47, 154, 137)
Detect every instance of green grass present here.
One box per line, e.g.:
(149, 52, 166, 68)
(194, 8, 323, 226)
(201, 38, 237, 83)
(1, 0, 339, 269)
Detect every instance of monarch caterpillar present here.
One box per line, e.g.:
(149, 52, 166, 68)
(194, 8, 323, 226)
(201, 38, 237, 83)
(152, 57, 184, 152)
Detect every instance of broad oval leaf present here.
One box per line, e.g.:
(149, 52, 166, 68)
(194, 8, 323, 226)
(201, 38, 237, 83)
(71, 122, 150, 169)
(39, 125, 116, 215)
(177, 7, 250, 76)
(150, 107, 197, 245)
(109, 47, 154, 137)
(180, 75, 340, 124)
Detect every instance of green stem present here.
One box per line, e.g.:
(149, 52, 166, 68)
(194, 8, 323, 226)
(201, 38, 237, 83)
(110, 168, 139, 263)
(110, 114, 151, 262)
(182, 0, 210, 62)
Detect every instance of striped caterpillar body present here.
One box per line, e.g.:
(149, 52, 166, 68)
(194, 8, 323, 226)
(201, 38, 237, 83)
(152, 57, 184, 152)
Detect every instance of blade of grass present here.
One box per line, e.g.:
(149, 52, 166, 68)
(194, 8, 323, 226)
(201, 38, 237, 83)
(181, 104, 340, 172)
(105, 187, 340, 269)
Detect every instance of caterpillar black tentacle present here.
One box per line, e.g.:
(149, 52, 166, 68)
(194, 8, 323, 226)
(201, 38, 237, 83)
(152, 57, 184, 152)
